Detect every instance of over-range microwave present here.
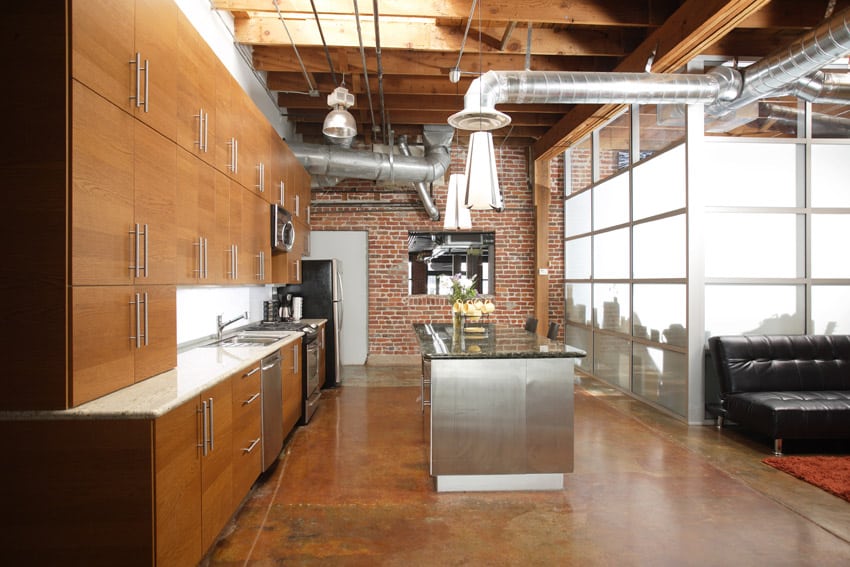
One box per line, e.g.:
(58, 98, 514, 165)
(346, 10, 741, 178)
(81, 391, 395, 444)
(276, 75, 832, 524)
(272, 204, 295, 252)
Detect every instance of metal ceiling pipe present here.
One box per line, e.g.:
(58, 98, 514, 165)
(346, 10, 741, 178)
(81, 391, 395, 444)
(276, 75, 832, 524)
(706, 6, 850, 115)
(290, 125, 452, 211)
(398, 136, 440, 220)
(448, 67, 742, 130)
(791, 71, 850, 104)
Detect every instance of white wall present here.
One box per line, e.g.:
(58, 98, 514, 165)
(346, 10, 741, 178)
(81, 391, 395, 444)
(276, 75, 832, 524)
(174, 0, 296, 140)
(176, 286, 271, 345)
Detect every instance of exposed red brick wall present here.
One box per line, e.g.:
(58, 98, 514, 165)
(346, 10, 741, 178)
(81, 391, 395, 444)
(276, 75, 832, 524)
(310, 144, 554, 356)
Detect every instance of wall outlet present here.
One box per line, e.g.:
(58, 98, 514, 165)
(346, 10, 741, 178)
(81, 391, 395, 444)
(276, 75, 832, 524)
(538, 268, 549, 275)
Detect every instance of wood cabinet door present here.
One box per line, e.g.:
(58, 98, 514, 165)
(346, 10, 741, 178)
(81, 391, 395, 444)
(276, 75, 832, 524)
(229, 182, 245, 283)
(70, 285, 135, 407)
(210, 170, 232, 283)
(201, 377, 234, 551)
(281, 341, 302, 438)
(176, 9, 216, 165)
(155, 396, 203, 567)
(215, 60, 239, 180)
(134, 120, 177, 285)
(238, 101, 270, 196)
(71, 0, 135, 113)
(134, 0, 178, 140)
(242, 190, 271, 283)
(71, 81, 135, 286)
(232, 363, 263, 501)
(133, 285, 177, 382)
(176, 149, 216, 284)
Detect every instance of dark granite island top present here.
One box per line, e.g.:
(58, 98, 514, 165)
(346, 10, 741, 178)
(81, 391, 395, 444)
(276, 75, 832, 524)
(413, 323, 587, 359)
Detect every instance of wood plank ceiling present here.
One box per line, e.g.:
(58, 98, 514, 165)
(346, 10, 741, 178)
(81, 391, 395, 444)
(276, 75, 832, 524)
(214, 0, 850, 158)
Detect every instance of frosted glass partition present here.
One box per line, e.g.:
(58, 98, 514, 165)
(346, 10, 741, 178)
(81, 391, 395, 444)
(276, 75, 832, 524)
(633, 214, 686, 279)
(592, 173, 629, 230)
(811, 145, 850, 207)
(633, 144, 686, 220)
(593, 283, 630, 332)
(564, 237, 592, 279)
(565, 189, 592, 237)
(703, 142, 801, 207)
(811, 214, 850, 278)
(565, 325, 592, 370)
(633, 284, 686, 344)
(705, 285, 804, 337)
(593, 228, 630, 279)
(633, 346, 687, 415)
(598, 109, 631, 180)
(638, 105, 686, 157)
(565, 283, 592, 325)
(811, 286, 850, 334)
(594, 334, 631, 389)
(705, 213, 801, 278)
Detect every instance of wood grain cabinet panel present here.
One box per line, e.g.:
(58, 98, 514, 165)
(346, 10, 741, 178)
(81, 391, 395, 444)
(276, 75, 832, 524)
(232, 363, 263, 501)
(176, 9, 217, 165)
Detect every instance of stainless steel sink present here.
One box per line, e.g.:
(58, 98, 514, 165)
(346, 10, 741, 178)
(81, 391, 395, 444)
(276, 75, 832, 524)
(203, 335, 283, 348)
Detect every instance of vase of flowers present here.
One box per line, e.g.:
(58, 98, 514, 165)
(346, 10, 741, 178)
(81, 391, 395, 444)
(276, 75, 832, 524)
(440, 273, 477, 334)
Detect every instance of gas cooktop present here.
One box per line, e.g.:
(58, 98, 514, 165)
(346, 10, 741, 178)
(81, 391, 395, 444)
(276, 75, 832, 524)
(248, 320, 318, 337)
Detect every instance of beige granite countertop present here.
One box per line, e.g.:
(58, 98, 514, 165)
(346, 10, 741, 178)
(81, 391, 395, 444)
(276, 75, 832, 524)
(0, 327, 316, 421)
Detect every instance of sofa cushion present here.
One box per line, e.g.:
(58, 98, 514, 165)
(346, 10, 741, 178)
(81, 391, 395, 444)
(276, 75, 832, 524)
(726, 390, 850, 439)
(709, 335, 850, 395)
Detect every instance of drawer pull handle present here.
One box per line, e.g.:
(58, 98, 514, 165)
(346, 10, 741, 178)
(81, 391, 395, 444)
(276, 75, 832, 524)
(242, 437, 261, 454)
(243, 392, 260, 405)
(243, 367, 260, 378)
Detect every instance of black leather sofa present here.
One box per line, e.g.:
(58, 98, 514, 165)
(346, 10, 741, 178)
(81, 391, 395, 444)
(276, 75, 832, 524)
(708, 335, 850, 455)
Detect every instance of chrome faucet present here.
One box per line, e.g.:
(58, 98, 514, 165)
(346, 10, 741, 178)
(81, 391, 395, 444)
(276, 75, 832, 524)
(217, 311, 248, 340)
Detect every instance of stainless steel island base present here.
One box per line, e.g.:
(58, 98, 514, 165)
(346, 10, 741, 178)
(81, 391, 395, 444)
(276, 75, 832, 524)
(429, 356, 575, 492)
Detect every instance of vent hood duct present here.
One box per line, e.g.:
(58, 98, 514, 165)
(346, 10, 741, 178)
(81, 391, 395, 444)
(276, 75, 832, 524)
(397, 136, 440, 220)
(448, 6, 850, 130)
(289, 124, 452, 220)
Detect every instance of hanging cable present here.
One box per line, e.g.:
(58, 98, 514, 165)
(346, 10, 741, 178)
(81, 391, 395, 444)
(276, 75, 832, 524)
(272, 0, 317, 95)
(373, 0, 388, 144)
(450, 0, 479, 80)
(353, 0, 378, 139)
(525, 22, 533, 70)
(309, 0, 339, 86)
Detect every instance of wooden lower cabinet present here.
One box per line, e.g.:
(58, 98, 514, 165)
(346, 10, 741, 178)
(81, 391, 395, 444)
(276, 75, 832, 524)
(281, 338, 303, 438)
(232, 362, 263, 501)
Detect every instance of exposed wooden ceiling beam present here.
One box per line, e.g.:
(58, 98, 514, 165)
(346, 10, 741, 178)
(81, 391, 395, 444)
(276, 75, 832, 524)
(214, 0, 680, 26)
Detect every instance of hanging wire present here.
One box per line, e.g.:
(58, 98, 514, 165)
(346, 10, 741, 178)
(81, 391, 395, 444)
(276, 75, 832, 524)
(272, 0, 317, 95)
(373, 0, 389, 144)
(353, 0, 379, 138)
(309, 0, 339, 86)
(453, 0, 479, 74)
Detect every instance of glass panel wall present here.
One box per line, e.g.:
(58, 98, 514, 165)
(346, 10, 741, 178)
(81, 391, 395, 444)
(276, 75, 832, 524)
(638, 104, 686, 159)
(598, 109, 631, 181)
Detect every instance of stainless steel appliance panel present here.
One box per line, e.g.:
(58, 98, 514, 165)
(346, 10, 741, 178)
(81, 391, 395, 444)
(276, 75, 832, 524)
(303, 340, 320, 423)
(260, 351, 283, 471)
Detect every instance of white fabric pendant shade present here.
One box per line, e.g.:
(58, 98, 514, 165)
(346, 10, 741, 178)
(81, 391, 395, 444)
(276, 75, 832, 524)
(463, 131, 504, 211)
(443, 174, 472, 230)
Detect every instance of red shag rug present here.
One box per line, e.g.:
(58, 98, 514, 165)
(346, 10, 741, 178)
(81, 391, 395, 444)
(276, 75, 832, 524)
(763, 456, 850, 502)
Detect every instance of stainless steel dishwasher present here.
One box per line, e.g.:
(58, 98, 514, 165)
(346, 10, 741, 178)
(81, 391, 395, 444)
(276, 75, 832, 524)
(260, 350, 283, 471)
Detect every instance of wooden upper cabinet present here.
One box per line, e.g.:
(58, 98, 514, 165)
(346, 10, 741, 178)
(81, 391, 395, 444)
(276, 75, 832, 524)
(134, 121, 177, 284)
(242, 190, 271, 283)
(71, 81, 135, 286)
(177, 9, 216, 165)
(238, 102, 271, 198)
(71, 0, 135, 112)
(215, 60, 240, 182)
(176, 149, 218, 284)
(133, 0, 178, 140)
(72, 0, 178, 141)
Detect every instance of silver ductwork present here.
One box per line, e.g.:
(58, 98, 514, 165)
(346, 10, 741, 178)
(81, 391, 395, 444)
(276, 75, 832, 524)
(448, 7, 850, 130)
(290, 124, 452, 220)
(397, 136, 440, 220)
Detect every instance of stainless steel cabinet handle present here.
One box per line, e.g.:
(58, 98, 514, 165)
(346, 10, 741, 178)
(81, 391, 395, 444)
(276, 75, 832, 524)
(256, 162, 265, 193)
(244, 367, 260, 378)
(295, 194, 300, 217)
(142, 58, 149, 113)
(234, 244, 238, 279)
(243, 392, 260, 405)
(140, 223, 149, 278)
(130, 53, 142, 108)
(130, 293, 141, 348)
(243, 437, 261, 454)
(197, 404, 206, 453)
(194, 108, 204, 150)
(129, 224, 140, 277)
(143, 292, 149, 346)
(201, 400, 209, 457)
(204, 112, 209, 152)
(293, 344, 299, 372)
(194, 237, 203, 277)
(208, 397, 215, 452)
(203, 237, 208, 279)
(228, 138, 236, 173)
(279, 180, 285, 205)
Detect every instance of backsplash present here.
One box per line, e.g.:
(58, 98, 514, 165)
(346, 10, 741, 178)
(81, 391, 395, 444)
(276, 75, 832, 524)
(177, 286, 272, 345)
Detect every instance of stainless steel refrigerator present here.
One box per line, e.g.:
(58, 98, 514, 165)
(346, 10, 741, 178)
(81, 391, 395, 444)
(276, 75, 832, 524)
(298, 259, 343, 388)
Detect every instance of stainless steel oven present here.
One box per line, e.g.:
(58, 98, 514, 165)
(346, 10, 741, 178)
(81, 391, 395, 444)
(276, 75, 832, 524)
(304, 339, 320, 423)
(271, 204, 295, 252)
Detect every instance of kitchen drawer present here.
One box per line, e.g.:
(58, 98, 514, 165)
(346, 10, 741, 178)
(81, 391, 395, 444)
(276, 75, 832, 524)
(232, 395, 262, 500)
(232, 362, 261, 404)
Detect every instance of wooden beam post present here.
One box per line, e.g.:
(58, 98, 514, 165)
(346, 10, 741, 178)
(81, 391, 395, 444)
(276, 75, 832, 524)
(533, 153, 551, 336)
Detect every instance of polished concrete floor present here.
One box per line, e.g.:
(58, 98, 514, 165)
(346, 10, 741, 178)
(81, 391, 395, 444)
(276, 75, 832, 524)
(205, 365, 850, 566)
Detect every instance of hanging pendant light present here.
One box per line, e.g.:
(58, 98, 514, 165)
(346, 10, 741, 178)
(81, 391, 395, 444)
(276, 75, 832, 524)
(444, 174, 473, 229)
(462, 131, 504, 211)
(322, 85, 357, 144)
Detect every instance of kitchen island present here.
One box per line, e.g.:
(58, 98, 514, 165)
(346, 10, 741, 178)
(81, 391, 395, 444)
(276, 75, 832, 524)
(413, 323, 586, 492)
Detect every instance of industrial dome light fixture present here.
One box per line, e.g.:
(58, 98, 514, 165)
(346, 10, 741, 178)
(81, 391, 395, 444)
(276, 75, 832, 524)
(322, 85, 357, 143)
